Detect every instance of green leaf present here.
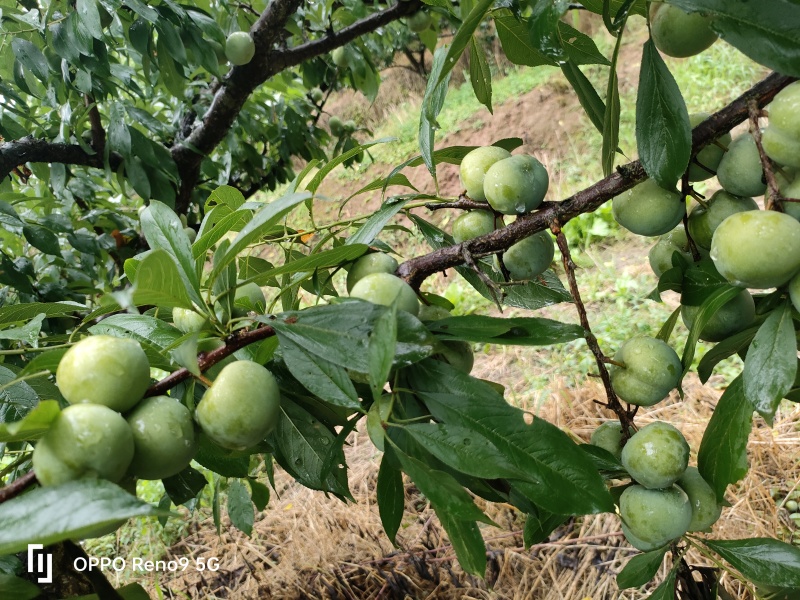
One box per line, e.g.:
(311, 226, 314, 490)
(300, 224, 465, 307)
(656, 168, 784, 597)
(493, 10, 556, 67)
(697, 376, 753, 503)
(469, 37, 492, 113)
(601, 26, 623, 177)
(369, 303, 397, 401)
(655, 307, 681, 343)
(22, 224, 60, 255)
(346, 198, 410, 246)
(0, 314, 44, 347)
(644, 570, 676, 600)
(436, 0, 494, 88)
(162, 467, 207, 505)
(377, 456, 404, 545)
(559, 21, 611, 66)
(89, 313, 182, 371)
(743, 303, 797, 424)
(419, 47, 452, 180)
(210, 192, 310, 281)
(617, 547, 668, 589)
(244, 245, 367, 283)
(227, 480, 254, 536)
(636, 39, 691, 188)
(128, 249, 195, 310)
(559, 62, 606, 135)
(522, 508, 568, 547)
(528, 0, 569, 62)
(76, 0, 103, 39)
(697, 326, 757, 383)
(437, 509, 487, 577)
(72, 583, 151, 600)
(703, 538, 800, 588)
(0, 574, 40, 600)
(0, 365, 39, 424)
(194, 434, 250, 478)
(0, 479, 172, 554)
(427, 315, 583, 346)
(0, 400, 59, 442)
(248, 479, 270, 511)
(681, 285, 743, 376)
(580, 0, 646, 17)
(680, 259, 729, 306)
(406, 360, 614, 515)
(0, 302, 83, 326)
(11, 39, 49, 84)
(667, 0, 800, 78)
(304, 139, 392, 194)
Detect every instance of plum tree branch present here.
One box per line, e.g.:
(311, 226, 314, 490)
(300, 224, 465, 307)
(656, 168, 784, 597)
(396, 72, 797, 289)
(0, 137, 122, 183)
(0, 471, 36, 503)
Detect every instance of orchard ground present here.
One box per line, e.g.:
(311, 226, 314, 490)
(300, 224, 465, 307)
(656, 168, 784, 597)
(84, 20, 800, 599)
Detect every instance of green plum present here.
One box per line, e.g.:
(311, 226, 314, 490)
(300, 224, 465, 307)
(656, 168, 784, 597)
(452, 211, 498, 244)
(767, 80, 800, 139)
(620, 484, 692, 546)
(589, 420, 630, 460)
(687, 113, 731, 182)
(346, 253, 399, 292)
(232, 282, 266, 317)
(687, 190, 758, 249)
(329, 116, 344, 137)
(184, 227, 197, 244)
(56, 335, 151, 412)
(34, 404, 135, 485)
(483, 155, 549, 215)
(717, 133, 767, 197)
(648, 226, 694, 277)
(195, 361, 281, 450)
(173, 307, 210, 334)
(126, 396, 198, 481)
(331, 46, 349, 68)
(711, 210, 800, 288)
(460, 146, 512, 202)
(344, 119, 357, 134)
(310, 87, 324, 103)
(435, 340, 474, 374)
(621, 421, 690, 489)
(621, 522, 670, 552)
(349, 272, 420, 316)
(780, 176, 800, 221)
(677, 467, 722, 531)
(502, 230, 555, 281)
(789, 273, 800, 313)
(407, 11, 431, 32)
(609, 337, 681, 407)
(763, 126, 800, 169)
(649, 2, 718, 58)
(612, 179, 686, 237)
(681, 289, 755, 342)
(225, 32, 255, 66)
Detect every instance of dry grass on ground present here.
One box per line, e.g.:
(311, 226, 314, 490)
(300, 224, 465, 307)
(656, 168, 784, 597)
(149, 376, 800, 600)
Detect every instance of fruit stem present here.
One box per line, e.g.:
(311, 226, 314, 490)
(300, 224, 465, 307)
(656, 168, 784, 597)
(748, 100, 784, 211)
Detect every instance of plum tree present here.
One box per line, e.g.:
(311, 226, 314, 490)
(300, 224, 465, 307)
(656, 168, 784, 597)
(619, 485, 692, 546)
(681, 289, 755, 342)
(501, 230, 555, 281)
(126, 396, 198, 481)
(716, 133, 767, 197)
(349, 272, 420, 315)
(649, 2, 718, 58)
(589, 420, 629, 460)
(686, 190, 758, 249)
(483, 155, 549, 215)
(346, 253, 399, 292)
(711, 210, 800, 288)
(56, 335, 151, 412)
(762, 81, 800, 168)
(195, 361, 281, 451)
(33, 404, 135, 485)
(460, 146, 512, 202)
(620, 421, 690, 489)
(688, 113, 732, 182)
(609, 337, 681, 406)
(612, 179, 686, 236)
(648, 226, 695, 277)
(451, 211, 498, 243)
(677, 467, 722, 532)
(225, 32, 256, 66)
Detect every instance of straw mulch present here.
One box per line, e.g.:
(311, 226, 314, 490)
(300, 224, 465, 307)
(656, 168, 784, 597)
(153, 375, 800, 599)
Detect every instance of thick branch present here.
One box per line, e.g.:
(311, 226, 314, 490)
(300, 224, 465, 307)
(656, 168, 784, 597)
(0, 137, 122, 182)
(397, 72, 796, 288)
(172, 0, 422, 212)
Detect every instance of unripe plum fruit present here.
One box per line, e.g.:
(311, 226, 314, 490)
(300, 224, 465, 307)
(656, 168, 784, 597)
(687, 190, 758, 250)
(687, 113, 731, 182)
(609, 336, 681, 407)
(620, 484, 692, 546)
(621, 522, 670, 552)
(767, 81, 800, 140)
(763, 126, 800, 169)
(225, 32, 255, 66)
(780, 176, 800, 221)
(344, 119, 357, 134)
(681, 289, 755, 342)
(184, 227, 197, 244)
(232, 282, 266, 317)
(677, 466, 722, 531)
(332, 46, 350, 68)
(612, 179, 686, 237)
(452, 211, 498, 244)
(460, 146, 512, 202)
(195, 361, 281, 451)
(417, 304, 451, 322)
(346, 253, 399, 292)
(483, 155, 549, 215)
(649, 2, 718, 58)
(436, 340, 474, 374)
(349, 272, 420, 316)
(56, 335, 150, 412)
(716, 133, 767, 197)
(711, 210, 800, 288)
(173, 307, 210, 334)
(621, 421, 690, 489)
(648, 225, 694, 277)
(33, 404, 135, 485)
(126, 396, 198, 481)
(329, 116, 344, 137)
(589, 420, 630, 460)
(310, 87, 324, 103)
(502, 230, 555, 281)
(789, 273, 800, 313)
(407, 11, 432, 32)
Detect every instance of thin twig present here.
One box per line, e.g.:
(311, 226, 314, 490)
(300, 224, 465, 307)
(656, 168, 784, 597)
(461, 245, 504, 310)
(748, 100, 783, 210)
(424, 195, 496, 211)
(0, 471, 36, 503)
(551, 222, 633, 431)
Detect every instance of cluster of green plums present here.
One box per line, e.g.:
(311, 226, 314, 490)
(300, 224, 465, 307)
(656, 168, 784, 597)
(328, 116, 357, 138)
(33, 332, 281, 490)
(453, 146, 555, 281)
(591, 420, 722, 550)
(772, 486, 800, 530)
